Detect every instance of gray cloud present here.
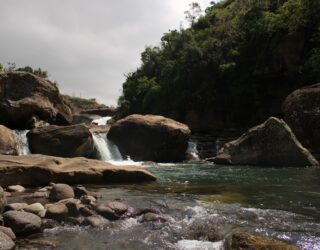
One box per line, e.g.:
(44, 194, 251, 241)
(0, 0, 211, 105)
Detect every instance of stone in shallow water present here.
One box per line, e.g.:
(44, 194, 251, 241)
(45, 203, 68, 221)
(0, 230, 15, 250)
(7, 185, 25, 193)
(58, 198, 81, 217)
(3, 210, 41, 235)
(24, 203, 45, 215)
(0, 226, 16, 241)
(82, 215, 110, 228)
(4, 203, 28, 212)
(49, 184, 74, 202)
(95, 201, 128, 221)
(74, 186, 90, 198)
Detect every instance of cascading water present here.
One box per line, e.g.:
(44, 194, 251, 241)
(186, 140, 200, 160)
(91, 116, 112, 126)
(14, 130, 31, 155)
(92, 132, 123, 161)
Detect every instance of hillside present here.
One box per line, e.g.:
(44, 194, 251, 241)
(117, 0, 320, 132)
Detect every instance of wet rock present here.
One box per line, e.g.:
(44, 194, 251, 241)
(228, 232, 299, 250)
(95, 201, 128, 221)
(24, 203, 45, 216)
(0, 72, 72, 129)
(80, 195, 96, 205)
(45, 203, 68, 221)
(32, 191, 48, 198)
(283, 83, 320, 156)
(3, 210, 41, 235)
(0, 187, 6, 213)
(120, 206, 139, 219)
(0, 125, 18, 156)
(215, 117, 319, 167)
(0, 154, 156, 186)
(7, 185, 25, 193)
(65, 217, 82, 225)
(4, 203, 28, 212)
(82, 215, 110, 228)
(0, 231, 15, 250)
(79, 205, 95, 217)
(59, 198, 80, 217)
(27, 124, 98, 159)
(108, 114, 191, 162)
(74, 186, 90, 198)
(0, 226, 16, 241)
(49, 184, 74, 202)
(142, 213, 167, 223)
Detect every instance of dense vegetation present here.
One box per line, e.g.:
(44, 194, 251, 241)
(117, 0, 320, 132)
(62, 95, 107, 114)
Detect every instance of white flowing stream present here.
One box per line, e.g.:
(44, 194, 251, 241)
(14, 130, 31, 155)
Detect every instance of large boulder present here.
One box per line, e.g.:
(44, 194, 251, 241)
(215, 117, 319, 167)
(108, 114, 191, 162)
(0, 125, 19, 155)
(0, 154, 156, 187)
(27, 125, 98, 159)
(0, 72, 72, 129)
(283, 83, 320, 157)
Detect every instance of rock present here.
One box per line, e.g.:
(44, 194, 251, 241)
(0, 72, 72, 129)
(0, 187, 6, 213)
(95, 201, 128, 221)
(80, 107, 117, 117)
(80, 195, 96, 205)
(0, 231, 15, 250)
(108, 114, 191, 162)
(49, 184, 74, 202)
(0, 125, 18, 155)
(142, 213, 167, 223)
(45, 203, 68, 221)
(27, 125, 98, 159)
(215, 117, 319, 167)
(74, 186, 90, 198)
(7, 185, 25, 193)
(3, 210, 41, 235)
(82, 215, 110, 228)
(283, 83, 320, 157)
(79, 205, 95, 217)
(58, 198, 80, 217)
(4, 203, 28, 212)
(228, 232, 299, 250)
(0, 154, 156, 186)
(24, 203, 45, 215)
(0, 226, 16, 241)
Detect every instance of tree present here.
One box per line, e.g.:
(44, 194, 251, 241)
(184, 2, 202, 26)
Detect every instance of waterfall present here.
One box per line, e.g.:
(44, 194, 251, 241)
(92, 133, 123, 161)
(186, 140, 199, 160)
(14, 130, 31, 155)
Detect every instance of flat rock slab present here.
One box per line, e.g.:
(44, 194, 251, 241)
(0, 154, 156, 187)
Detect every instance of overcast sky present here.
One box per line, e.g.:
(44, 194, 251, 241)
(0, 0, 212, 106)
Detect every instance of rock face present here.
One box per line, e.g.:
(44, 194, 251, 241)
(215, 117, 319, 167)
(0, 125, 19, 155)
(80, 107, 117, 117)
(0, 154, 156, 187)
(0, 186, 6, 213)
(3, 210, 42, 235)
(283, 83, 320, 157)
(0, 72, 72, 129)
(108, 114, 191, 162)
(27, 125, 98, 159)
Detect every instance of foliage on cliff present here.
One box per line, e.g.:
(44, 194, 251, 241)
(117, 0, 320, 131)
(62, 95, 107, 114)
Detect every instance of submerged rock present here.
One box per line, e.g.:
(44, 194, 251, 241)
(228, 231, 299, 250)
(0, 154, 156, 186)
(49, 184, 74, 202)
(0, 72, 72, 129)
(108, 114, 191, 162)
(283, 83, 320, 157)
(0, 125, 19, 155)
(27, 124, 98, 159)
(215, 117, 319, 167)
(3, 210, 41, 235)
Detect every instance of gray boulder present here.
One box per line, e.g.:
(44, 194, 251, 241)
(0, 231, 15, 250)
(215, 117, 319, 167)
(49, 184, 74, 202)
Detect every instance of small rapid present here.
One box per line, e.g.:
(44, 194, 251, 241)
(14, 130, 31, 155)
(92, 132, 123, 161)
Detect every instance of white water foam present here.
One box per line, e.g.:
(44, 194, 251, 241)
(14, 130, 31, 155)
(91, 116, 112, 125)
(186, 140, 200, 160)
(176, 240, 224, 250)
(92, 133, 123, 161)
